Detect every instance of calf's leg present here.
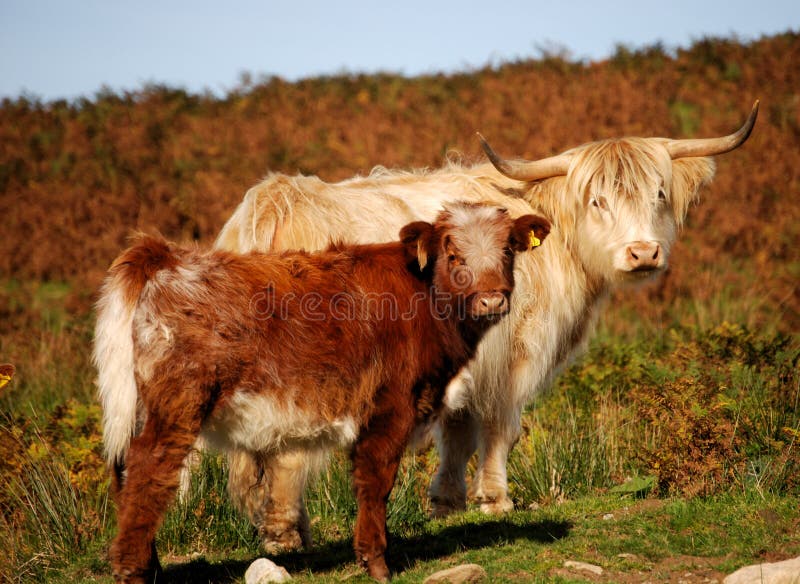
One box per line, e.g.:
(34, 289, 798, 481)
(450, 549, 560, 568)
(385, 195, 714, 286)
(351, 408, 414, 582)
(111, 396, 204, 583)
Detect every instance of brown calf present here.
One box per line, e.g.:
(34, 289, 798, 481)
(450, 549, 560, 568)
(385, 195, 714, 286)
(94, 203, 550, 582)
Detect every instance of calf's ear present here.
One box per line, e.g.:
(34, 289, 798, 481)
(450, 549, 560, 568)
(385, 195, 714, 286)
(509, 214, 551, 252)
(400, 221, 435, 269)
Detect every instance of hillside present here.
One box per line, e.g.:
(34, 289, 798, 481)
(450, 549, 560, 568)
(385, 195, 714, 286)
(1, 32, 798, 333)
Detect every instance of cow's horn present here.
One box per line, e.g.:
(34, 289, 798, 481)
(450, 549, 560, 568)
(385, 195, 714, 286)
(478, 132, 571, 182)
(666, 100, 759, 159)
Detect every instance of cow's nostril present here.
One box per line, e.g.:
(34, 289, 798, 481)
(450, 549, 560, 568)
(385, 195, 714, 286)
(629, 249, 639, 260)
(652, 246, 659, 260)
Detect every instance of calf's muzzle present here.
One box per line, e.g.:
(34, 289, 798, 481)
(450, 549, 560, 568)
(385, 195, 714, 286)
(469, 291, 510, 317)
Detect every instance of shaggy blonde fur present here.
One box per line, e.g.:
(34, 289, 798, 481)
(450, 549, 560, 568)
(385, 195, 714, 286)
(213, 136, 718, 529)
(93, 269, 142, 465)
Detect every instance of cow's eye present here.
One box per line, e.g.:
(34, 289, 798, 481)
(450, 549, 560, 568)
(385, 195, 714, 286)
(658, 188, 667, 201)
(448, 253, 458, 263)
(590, 196, 607, 210)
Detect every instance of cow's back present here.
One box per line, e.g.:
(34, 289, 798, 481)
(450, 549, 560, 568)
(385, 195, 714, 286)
(216, 166, 531, 252)
(215, 167, 574, 413)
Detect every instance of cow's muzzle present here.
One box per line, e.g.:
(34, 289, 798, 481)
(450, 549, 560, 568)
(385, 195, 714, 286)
(625, 241, 663, 273)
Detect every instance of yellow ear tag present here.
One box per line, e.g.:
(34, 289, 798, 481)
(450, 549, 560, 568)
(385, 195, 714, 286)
(0, 365, 14, 391)
(528, 231, 541, 250)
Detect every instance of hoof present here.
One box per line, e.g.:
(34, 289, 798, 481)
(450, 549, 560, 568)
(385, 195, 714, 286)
(469, 481, 514, 515)
(111, 541, 161, 584)
(261, 527, 307, 554)
(366, 556, 390, 582)
(111, 566, 160, 584)
(428, 478, 467, 519)
(429, 495, 466, 519)
(478, 496, 514, 515)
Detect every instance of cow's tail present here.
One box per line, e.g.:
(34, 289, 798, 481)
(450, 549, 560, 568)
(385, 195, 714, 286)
(93, 234, 177, 467)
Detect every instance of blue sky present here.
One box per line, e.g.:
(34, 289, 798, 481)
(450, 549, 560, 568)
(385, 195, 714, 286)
(1, 0, 797, 101)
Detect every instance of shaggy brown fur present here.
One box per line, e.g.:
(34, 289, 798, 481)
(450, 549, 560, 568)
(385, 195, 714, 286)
(96, 203, 549, 582)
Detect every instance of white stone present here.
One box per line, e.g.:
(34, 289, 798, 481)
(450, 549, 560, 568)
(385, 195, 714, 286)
(424, 563, 487, 583)
(564, 560, 604, 576)
(603, 513, 615, 520)
(245, 558, 291, 584)
(724, 556, 800, 584)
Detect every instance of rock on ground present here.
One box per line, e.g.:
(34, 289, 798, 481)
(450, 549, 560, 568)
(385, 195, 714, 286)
(563, 560, 604, 576)
(423, 563, 487, 583)
(724, 556, 800, 584)
(245, 558, 291, 584)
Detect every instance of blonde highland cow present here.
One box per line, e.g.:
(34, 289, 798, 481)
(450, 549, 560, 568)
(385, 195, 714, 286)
(210, 102, 758, 551)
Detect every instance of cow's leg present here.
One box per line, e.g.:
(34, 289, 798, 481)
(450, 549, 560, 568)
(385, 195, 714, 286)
(469, 413, 520, 514)
(226, 449, 268, 530)
(428, 408, 478, 518)
(110, 393, 204, 583)
(262, 451, 313, 552)
(228, 449, 313, 552)
(468, 362, 532, 514)
(352, 407, 414, 582)
(177, 436, 205, 502)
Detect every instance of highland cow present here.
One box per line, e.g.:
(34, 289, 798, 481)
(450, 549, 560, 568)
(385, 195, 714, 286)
(94, 203, 550, 582)
(212, 103, 758, 546)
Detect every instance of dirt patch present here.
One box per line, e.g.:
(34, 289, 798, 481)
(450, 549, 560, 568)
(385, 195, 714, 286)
(620, 499, 668, 516)
(552, 554, 728, 583)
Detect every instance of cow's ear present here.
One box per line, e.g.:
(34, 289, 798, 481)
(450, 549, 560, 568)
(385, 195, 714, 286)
(400, 221, 435, 269)
(509, 214, 551, 252)
(670, 157, 716, 225)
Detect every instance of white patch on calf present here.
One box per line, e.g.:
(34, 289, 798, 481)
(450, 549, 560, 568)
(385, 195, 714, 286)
(132, 288, 174, 384)
(202, 391, 358, 454)
(445, 204, 508, 275)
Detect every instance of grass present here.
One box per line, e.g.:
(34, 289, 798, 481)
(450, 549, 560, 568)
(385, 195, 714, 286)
(1, 289, 798, 582)
(24, 492, 800, 583)
(0, 412, 112, 583)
